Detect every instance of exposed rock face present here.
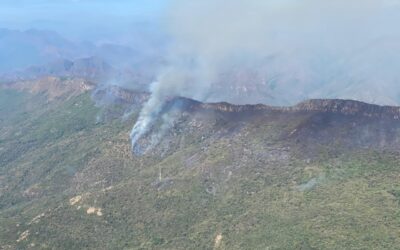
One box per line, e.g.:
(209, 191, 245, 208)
(197, 98, 400, 120)
(293, 99, 400, 119)
(199, 102, 268, 113)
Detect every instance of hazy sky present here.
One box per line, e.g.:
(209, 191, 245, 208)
(0, 0, 169, 42)
(3, 0, 400, 106)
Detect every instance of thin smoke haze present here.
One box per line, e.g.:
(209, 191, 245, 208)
(130, 0, 400, 152)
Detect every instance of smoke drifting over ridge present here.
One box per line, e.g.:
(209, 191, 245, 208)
(156, 0, 400, 105)
(130, 0, 400, 152)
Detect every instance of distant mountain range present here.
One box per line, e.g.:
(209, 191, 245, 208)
(0, 28, 87, 72)
(0, 28, 163, 87)
(1, 57, 112, 81)
(2, 28, 400, 107)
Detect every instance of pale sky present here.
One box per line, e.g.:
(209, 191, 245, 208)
(0, 0, 169, 42)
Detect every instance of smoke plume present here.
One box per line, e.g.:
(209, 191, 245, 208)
(130, 0, 400, 152)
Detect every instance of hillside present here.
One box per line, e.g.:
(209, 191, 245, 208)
(1, 79, 400, 249)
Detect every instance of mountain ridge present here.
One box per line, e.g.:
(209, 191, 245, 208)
(4, 78, 400, 119)
(198, 98, 400, 118)
(91, 84, 400, 119)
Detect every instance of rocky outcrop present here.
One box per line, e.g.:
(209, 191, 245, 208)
(198, 99, 400, 120)
(292, 99, 400, 119)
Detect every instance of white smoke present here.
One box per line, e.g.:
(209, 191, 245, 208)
(130, 0, 400, 152)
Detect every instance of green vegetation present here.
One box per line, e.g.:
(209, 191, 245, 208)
(1, 89, 400, 249)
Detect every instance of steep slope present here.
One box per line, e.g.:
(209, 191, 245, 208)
(1, 84, 400, 249)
